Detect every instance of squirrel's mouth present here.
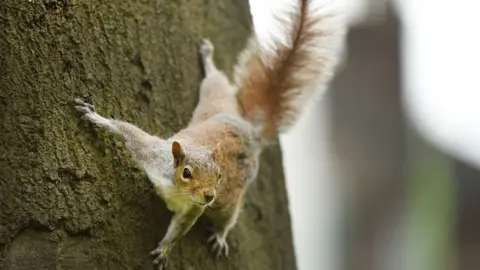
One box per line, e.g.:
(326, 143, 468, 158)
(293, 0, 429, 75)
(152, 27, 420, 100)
(189, 194, 215, 207)
(190, 197, 208, 206)
(192, 200, 213, 207)
(197, 202, 209, 206)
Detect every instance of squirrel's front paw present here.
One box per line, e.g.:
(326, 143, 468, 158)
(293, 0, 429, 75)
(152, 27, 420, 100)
(207, 232, 229, 258)
(74, 98, 97, 122)
(74, 98, 95, 114)
(74, 98, 109, 126)
(150, 245, 169, 270)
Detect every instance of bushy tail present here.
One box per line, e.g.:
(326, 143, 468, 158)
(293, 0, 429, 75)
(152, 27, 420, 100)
(235, 0, 346, 140)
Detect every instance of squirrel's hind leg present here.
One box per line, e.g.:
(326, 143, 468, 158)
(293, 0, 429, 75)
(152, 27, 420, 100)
(200, 38, 216, 75)
(189, 39, 238, 126)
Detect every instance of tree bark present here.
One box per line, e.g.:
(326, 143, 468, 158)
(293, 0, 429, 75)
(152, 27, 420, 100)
(0, 1, 296, 269)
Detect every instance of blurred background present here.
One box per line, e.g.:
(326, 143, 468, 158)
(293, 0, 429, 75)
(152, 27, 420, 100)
(251, 0, 480, 270)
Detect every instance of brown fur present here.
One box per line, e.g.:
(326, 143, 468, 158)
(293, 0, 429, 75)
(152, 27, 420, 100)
(235, 0, 345, 140)
(176, 116, 259, 209)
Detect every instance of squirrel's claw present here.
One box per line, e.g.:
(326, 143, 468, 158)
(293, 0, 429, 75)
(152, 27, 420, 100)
(74, 98, 95, 112)
(74, 98, 107, 126)
(207, 233, 229, 258)
(74, 105, 90, 114)
(74, 98, 96, 118)
(150, 246, 169, 270)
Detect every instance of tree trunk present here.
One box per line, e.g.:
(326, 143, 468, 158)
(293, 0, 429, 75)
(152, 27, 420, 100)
(0, 1, 297, 269)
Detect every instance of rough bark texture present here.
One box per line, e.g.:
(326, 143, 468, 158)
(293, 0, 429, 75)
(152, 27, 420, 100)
(0, 1, 296, 269)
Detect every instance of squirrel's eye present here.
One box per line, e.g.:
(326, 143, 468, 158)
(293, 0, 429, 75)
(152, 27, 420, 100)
(182, 168, 192, 179)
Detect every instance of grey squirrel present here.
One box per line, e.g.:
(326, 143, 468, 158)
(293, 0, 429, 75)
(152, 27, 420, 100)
(74, 0, 345, 268)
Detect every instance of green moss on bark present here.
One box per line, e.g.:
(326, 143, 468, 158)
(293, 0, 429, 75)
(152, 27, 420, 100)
(0, 1, 296, 269)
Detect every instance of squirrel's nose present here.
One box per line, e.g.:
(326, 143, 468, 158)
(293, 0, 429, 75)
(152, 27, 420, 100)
(204, 194, 214, 203)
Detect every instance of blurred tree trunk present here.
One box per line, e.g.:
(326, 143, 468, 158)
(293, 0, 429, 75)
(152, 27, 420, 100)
(0, 1, 297, 269)
(330, 7, 407, 270)
(454, 159, 480, 270)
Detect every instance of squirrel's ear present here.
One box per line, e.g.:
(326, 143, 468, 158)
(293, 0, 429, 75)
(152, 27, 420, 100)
(172, 141, 185, 167)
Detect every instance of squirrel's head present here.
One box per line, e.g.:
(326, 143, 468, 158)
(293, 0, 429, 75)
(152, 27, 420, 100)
(171, 141, 221, 206)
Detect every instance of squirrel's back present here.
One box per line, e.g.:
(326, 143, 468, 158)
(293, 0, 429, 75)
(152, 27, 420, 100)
(235, 0, 346, 140)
